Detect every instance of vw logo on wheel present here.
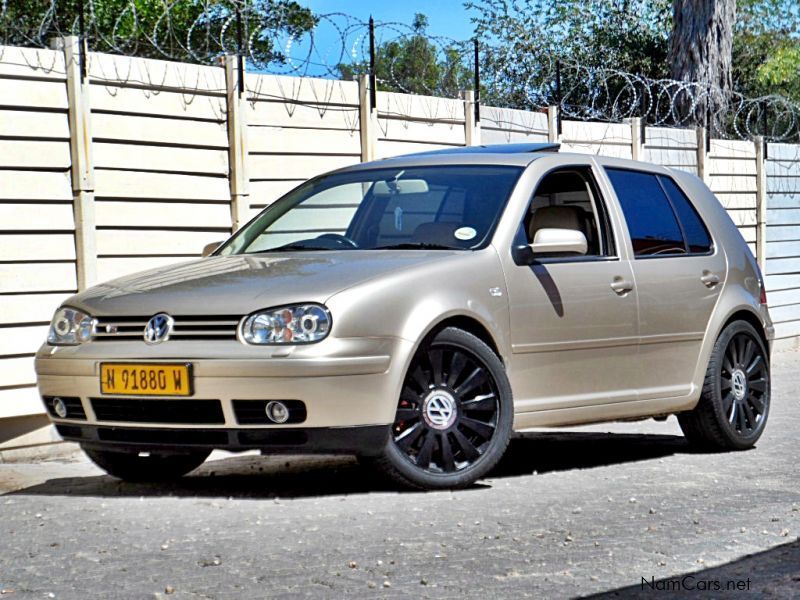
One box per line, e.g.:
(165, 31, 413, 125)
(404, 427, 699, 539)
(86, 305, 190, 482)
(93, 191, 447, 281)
(144, 313, 174, 345)
(422, 390, 458, 430)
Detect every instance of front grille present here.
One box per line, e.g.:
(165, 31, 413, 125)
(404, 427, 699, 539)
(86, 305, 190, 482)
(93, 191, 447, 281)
(43, 396, 86, 420)
(93, 315, 239, 342)
(232, 400, 307, 425)
(90, 398, 225, 424)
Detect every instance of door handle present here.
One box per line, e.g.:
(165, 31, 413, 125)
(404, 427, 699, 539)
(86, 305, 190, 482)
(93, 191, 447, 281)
(610, 278, 634, 294)
(700, 272, 721, 288)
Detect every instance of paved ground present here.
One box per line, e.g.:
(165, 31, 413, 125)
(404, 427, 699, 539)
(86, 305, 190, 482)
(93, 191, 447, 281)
(0, 353, 798, 599)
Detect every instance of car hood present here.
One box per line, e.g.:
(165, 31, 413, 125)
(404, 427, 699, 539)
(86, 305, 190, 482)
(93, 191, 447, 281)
(69, 251, 455, 316)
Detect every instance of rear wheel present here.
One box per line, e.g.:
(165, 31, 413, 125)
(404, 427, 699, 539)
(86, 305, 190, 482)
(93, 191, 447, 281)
(82, 446, 211, 482)
(678, 321, 770, 450)
(368, 327, 513, 490)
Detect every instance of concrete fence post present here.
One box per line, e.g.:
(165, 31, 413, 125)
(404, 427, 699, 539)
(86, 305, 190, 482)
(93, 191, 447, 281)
(630, 117, 643, 161)
(58, 35, 97, 291)
(547, 106, 559, 143)
(696, 126, 709, 183)
(223, 55, 249, 232)
(755, 136, 768, 272)
(358, 74, 377, 162)
(464, 90, 481, 146)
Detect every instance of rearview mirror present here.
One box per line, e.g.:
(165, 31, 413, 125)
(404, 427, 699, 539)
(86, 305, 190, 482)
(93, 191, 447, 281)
(372, 179, 429, 195)
(531, 228, 588, 256)
(202, 241, 223, 257)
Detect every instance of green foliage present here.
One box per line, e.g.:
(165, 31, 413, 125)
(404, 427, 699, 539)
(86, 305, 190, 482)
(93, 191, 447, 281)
(338, 13, 471, 97)
(465, 0, 671, 108)
(756, 45, 800, 98)
(0, 0, 316, 64)
(734, 0, 800, 101)
(465, 0, 800, 108)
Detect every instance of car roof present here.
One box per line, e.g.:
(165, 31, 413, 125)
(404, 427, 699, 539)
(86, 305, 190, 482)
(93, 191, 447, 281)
(333, 143, 679, 177)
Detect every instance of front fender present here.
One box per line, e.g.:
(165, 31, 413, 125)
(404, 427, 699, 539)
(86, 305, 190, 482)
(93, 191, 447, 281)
(325, 250, 511, 394)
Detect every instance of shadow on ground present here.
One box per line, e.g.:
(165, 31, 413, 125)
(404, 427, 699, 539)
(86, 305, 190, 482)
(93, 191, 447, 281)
(583, 538, 800, 599)
(4, 431, 694, 499)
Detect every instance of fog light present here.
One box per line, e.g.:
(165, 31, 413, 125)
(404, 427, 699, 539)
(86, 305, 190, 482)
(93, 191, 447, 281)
(52, 397, 68, 418)
(265, 401, 289, 424)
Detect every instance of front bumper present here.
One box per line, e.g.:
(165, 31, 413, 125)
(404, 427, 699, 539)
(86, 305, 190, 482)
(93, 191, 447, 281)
(54, 423, 390, 455)
(35, 336, 414, 451)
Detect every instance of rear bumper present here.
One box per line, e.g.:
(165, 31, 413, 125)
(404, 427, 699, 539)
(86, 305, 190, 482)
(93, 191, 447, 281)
(55, 423, 390, 455)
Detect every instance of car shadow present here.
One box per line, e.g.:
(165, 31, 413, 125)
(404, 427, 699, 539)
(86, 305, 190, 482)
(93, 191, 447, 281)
(5, 430, 694, 500)
(581, 537, 800, 599)
(490, 430, 692, 478)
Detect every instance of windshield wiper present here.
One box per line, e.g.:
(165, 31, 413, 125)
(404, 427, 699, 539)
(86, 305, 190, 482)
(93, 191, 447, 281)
(373, 243, 461, 250)
(253, 244, 333, 253)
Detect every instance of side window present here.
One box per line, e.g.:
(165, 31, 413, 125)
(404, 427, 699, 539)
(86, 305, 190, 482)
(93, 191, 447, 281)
(605, 169, 686, 257)
(524, 168, 613, 257)
(659, 177, 713, 254)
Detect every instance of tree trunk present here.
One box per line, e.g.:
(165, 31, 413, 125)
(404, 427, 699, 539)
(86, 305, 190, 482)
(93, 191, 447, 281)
(669, 0, 736, 133)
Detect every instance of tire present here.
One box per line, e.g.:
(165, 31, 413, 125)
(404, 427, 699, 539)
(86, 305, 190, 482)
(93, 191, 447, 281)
(678, 320, 770, 451)
(367, 327, 513, 490)
(82, 446, 211, 482)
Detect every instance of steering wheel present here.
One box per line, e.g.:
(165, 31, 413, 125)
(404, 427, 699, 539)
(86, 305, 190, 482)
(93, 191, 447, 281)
(316, 233, 359, 249)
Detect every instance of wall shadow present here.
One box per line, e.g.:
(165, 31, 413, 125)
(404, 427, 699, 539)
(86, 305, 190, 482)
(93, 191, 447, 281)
(583, 538, 800, 599)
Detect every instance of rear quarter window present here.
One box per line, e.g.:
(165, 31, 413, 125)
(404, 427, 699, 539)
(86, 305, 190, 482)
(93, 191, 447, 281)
(659, 176, 713, 254)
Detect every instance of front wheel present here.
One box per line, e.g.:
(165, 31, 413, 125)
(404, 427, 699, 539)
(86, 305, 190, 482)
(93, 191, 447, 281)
(678, 320, 770, 450)
(368, 327, 513, 490)
(82, 446, 211, 482)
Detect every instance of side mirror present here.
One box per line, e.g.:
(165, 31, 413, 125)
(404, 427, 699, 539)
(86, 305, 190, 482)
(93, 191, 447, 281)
(512, 228, 588, 265)
(531, 228, 588, 256)
(202, 241, 223, 257)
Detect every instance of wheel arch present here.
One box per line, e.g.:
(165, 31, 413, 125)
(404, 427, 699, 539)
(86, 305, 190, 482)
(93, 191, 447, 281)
(421, 314, 504, 363)
(720, 308, 770, 356)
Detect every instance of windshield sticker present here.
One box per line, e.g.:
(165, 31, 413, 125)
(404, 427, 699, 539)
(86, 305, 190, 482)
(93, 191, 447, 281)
(454, 226, 477, 241)
(394, 206, 403, 231)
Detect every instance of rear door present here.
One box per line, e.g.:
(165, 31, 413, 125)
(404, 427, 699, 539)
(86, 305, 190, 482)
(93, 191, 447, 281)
(603, 168, 726, 400)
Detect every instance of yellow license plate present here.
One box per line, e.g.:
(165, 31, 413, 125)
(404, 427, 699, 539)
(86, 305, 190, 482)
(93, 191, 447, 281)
(100, 363, 193, 396)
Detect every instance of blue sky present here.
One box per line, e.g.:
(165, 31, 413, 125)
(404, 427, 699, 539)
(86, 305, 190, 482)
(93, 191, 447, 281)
(296, 0, 477, 41)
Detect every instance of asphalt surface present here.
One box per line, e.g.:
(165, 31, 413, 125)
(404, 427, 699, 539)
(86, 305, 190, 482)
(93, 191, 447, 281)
(1, 352, 798, 599)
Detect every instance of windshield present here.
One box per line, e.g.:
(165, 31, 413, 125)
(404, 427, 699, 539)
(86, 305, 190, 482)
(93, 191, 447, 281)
(218, 165, 523, 254)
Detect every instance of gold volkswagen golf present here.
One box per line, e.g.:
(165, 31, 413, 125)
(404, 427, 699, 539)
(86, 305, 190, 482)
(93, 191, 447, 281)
(35, 144, 774, 490)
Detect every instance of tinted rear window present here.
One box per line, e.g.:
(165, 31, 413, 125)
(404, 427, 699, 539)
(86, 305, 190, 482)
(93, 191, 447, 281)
(659, 176, 712, 254)
(605, 169, 686, 256)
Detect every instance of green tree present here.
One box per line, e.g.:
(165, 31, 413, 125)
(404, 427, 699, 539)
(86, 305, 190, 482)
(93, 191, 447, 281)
(0, 0, 316, 65)
(467, 0, 800, 111)
(338, 13, 471, 97)
(466, 0, 671, 108)
(734, 0, 800, 101)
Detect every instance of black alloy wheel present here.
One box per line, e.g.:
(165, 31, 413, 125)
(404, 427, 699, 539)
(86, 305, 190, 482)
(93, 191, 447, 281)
(393, 343, 500, 473)
(720, 332, 769, 436)
(679, 320, 770, 450)
(368, 327, 513, 489)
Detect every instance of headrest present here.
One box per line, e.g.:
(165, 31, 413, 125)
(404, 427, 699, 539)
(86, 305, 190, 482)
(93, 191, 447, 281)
(528, 205, 585, 240)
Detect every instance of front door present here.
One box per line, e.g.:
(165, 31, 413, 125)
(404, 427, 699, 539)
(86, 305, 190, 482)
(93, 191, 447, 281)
(506, 165, 640, 413)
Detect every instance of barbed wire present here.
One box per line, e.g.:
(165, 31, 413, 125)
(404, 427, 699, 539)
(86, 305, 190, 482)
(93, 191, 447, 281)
(1, 0, 799, 142)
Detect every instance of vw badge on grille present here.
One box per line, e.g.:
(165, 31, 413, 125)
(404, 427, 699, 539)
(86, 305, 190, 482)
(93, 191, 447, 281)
(144, 313, 174, 345)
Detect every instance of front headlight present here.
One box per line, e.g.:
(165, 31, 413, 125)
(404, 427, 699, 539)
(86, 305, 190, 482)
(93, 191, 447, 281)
(47, 307, 95, 345)
(239, 304, 331, 345)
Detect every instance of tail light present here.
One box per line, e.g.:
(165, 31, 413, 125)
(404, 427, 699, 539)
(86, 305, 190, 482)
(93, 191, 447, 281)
(756, 264, 768, 305)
